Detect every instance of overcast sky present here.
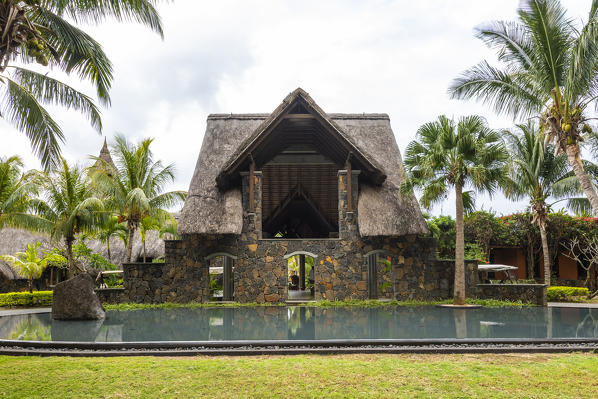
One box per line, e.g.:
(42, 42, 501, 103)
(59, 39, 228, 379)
(1, 0, 594, 216)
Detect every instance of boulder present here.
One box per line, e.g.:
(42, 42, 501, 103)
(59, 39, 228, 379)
(52, 274, 106, 320)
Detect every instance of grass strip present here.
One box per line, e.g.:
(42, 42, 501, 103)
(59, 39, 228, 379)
(104, 298, 532, 311)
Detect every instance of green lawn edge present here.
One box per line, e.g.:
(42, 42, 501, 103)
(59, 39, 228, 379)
(103, 298, 534, 311)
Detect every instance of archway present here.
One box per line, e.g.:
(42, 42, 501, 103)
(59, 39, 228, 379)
(285, 251, 318, 300)
(205, 253, 237, 301)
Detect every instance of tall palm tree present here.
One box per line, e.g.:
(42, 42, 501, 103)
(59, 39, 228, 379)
(0, 0, 164, 170)
(0, 155, 33, 228)
(92, 134, 186, 263)
(31, 159, 103, 276)
(449, 0, 598, 215)
(504, 122, 585, 285)
(402, 115, 507, 305)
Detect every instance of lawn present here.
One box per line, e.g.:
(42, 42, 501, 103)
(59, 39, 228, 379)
(0, 353, 597, 398)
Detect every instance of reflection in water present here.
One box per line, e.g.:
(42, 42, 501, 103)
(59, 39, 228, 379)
(1, 306, 597, 342)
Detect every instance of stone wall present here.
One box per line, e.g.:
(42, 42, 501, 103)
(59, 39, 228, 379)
(95, 288, 127, 304)
(475, 284, 547, 306)
(0, 278, 49, 293)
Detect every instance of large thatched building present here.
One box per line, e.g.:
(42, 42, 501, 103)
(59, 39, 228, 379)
(125, 88, 456, 304)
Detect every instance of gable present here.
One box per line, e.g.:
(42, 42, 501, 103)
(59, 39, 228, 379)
(215, 88, 386, 190)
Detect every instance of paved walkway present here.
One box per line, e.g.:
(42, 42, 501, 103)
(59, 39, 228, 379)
(548, 302, 598, 308)
(0, 307, 50, 316)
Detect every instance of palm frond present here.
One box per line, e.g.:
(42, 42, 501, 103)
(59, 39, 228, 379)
(10, 67, 102, 131)
(0, 76, 64, 171)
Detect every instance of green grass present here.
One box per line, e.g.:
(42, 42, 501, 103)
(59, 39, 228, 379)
(104, 298, 532, 311)
(0, 354, 596, 398)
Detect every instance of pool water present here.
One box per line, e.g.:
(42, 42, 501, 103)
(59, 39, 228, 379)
(0, 306, 596, 342)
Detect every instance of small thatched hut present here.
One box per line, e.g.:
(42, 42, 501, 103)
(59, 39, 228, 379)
(148, 88, 450, 304)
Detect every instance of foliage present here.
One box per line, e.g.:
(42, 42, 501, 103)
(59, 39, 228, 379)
(425, 215, 456, 259)
(547, 286, 590, 302)
(464, 242, 488, 264)
(73, 241, 117, 271)
(0, 155, 40, 230)
(0, 0, 164, 170)
(0, 241, 65, 292)
(0, 291, 52, 307)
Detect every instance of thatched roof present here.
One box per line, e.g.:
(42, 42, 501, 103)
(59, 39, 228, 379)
(0, 228, 165, 279)
(179, 88, 428, 237)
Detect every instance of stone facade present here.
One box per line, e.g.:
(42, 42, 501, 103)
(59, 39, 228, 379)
(114, 169, 455, 304)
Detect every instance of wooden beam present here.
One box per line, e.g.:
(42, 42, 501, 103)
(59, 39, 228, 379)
(249, 155, 255, 213)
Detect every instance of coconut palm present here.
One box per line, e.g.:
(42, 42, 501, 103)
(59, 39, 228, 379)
(0, 241, 65, 292)
(30, 159, 103, 276)
(0, 155, 39, 229)
(449, 0, 598, 215)
(0, 0, 164, 170)
(504, 122, 586, 285)
(92, 134, 186, 263)
(402, 115, 507, 305)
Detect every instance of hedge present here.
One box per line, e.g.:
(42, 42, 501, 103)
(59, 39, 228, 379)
(547, 286, 589, 302)
(0, 291, 53, 307)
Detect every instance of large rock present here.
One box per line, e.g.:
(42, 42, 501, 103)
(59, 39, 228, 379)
(52, 274, 106, 320)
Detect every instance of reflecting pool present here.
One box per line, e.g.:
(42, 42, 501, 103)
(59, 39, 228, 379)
(0, 306, 597, 342)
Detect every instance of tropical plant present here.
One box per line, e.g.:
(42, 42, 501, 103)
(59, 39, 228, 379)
(0, 0, 164, 170)
(96, 215, 127, 262)
(0, 155, 39, 229)
(0, 241, 66, 292)
(402, 115, 507, 305)
(30, 159, 103, 276)
(92, 134, 186, 262)
(449, 0, 598, 215)
(159, 218, 179, 240)
(503, 122, 585, 285)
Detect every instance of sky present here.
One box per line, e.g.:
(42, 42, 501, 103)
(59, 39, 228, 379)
(1, 0, 595, 216)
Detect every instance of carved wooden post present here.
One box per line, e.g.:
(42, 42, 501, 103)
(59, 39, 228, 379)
(249, 155, 255, 213)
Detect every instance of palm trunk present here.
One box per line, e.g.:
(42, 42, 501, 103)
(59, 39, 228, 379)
(143, 239, 147, 263)
(126, 221, 136, 263)
(28, 279, 32, 293)
(106, 239, 112, 263)
(65, 237, 75, 278)
(454, 183, 466, 305)
(565, 144, 598, 215)
(539, 224, 551, 287)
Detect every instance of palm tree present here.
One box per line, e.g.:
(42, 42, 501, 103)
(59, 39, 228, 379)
(0, 0, 164, 170)
(31, 159, 103, 277)
(96, 215, 127, 263)
(504, 122, 585, 285)
(0, 155, 39, 229)
(92, 134, 186, 263)
(0, 241, 65, 292)
(449, 0, 598, 215)
(402, 115, 507, 305)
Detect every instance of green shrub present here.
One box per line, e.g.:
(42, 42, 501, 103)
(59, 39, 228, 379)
(547, 286, 589, 302)
(0, 291, 53, 307)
